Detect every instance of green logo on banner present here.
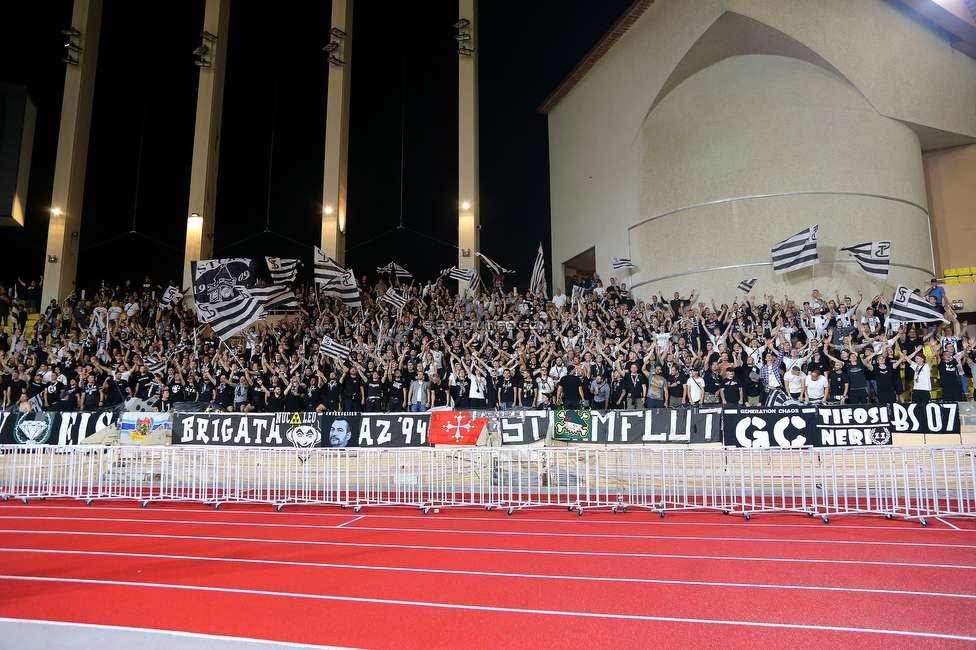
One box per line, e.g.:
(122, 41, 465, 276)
(13, 413, 56, 445)
(553, 409, 590, 440)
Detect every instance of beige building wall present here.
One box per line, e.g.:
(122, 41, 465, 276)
(633, 54, 932, 300)
(924, 143, 976, 307)
(546, 0, 976, 302)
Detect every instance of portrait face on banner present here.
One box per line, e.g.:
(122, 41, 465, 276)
(321, 413, 361, 448)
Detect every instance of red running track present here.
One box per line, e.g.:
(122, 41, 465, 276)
(0, 500, 974, 649)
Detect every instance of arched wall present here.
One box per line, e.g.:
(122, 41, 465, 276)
(628, 54, 932, 300)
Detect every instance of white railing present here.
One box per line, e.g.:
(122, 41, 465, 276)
(1, 446, 974, 526)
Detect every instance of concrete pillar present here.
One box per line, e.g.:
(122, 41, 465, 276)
(42, 0, 102, 306)
(457, 0, 480, 291)
(322, 0, 353, 266)
(183, 0, 231, 291)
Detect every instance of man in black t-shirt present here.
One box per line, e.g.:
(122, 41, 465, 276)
(429, 374, 449, 408)
(557, 367, 584, 409)
(827, 361, 849, 404)
(720, 368, 743, 406)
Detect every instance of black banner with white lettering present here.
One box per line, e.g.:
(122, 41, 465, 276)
(173, 412, 324, 448)
(814, 405, 893, 446)
(496, 410, 550, 445)
(723, 407, 817, 448)
(357, 413, 429, 447)
(0, 407, 122, 446)
(553, 408, 722, 445)
(724, 405, 894, 447)
(890, 403, 960, 434)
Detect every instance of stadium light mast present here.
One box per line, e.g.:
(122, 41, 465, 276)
(456, 0, 480, 294)
(321, 0, 353, 266)
(183, 0, 231, 292)
(43, 0, 103, 307)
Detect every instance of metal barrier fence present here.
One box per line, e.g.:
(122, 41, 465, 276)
(1, 445, 974, 526)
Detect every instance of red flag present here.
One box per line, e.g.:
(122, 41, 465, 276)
(428, 410, 488, 445)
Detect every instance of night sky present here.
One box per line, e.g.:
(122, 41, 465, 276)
(1, 0, 633, 295)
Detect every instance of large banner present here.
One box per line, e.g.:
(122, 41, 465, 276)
(552, 408, 722, 445)
(173, 412, 324, 450)
(356, 413, 429, 447)
(0, 407, 121, 446)
(724, 405, 894, 448)
(890, 403, 960, 434)
(494, 410, 550, 445)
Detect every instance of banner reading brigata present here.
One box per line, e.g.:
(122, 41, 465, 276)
(174, 412, 324, 450)
(724, 405, 893, 448)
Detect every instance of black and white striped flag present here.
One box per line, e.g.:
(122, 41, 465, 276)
(323, 269, 361, 308)
(250, 284, 300, 311)
(10, 283, 19, 331)
(889, 285, 947, 323)
(320, 335, 351, 360)
(265, 257, 299, 284)
(192, 259, 267, 340)
(377, 262, 412, 280)
(737, 278, 758, 294)
(145, 358, 166, 376)
(771, 225, 819, 274)
(529, 243, 547, 298)
(161, 285, 184, 305)
(612, 257, 635, 270)
(840, 241, 890, 279)
(314, 247, 344, 286)
(379, 288, 408, 312)
(475, 252, 513, 275)
(441, 266, 477, 283)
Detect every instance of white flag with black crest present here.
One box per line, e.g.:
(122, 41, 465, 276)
(840, 241, 890, 279)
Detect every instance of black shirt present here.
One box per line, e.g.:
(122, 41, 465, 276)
(828, 371, 849, 398)
(558, 374, 583, 403)
(721, 378, 742, 404)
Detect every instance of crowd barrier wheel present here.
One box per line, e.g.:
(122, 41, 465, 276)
(885, 513, 893, 520)
(354, 506, 362, 513)
(507, 508, 514, 515)
(743, 513, 751, 521)
(577, 508, 583, 517)
(341, 504, 347, 510)
(213, 503, 220, 510)
(919, 518, 929, 527)
(622, 506, 628, 513)
(821, 515, 830, 524)
(2, 496, 10, 502)
(85, 499, 92, 506)
(567, 505, 573, 512)
(485, 506, 492, 512)
(659, 510, 665, 519)
(612, 506, 618, 514)
(423, 507, 430, 515)
(276, 504, 284, 512)
(141, 501, 149, 508)
(807, 512, 815, 517)
(20, 498, 28, 504)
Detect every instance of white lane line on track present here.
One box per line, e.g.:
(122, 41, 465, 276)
(0, 514, 972, 550)
(2, 528, 973, 570)
(8, 503, 967, 533)
(1, 575, 973, 642)
(937, 518, 962, 531)
(335, 516, 364, 528)
(2, 546, 972, 600)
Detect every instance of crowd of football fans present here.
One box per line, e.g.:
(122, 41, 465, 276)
(0, 273, 972, 414)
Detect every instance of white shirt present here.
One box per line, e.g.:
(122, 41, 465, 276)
(910, 361, 932, 391)
(552, 293, 567, 309)
(804, 374, 828, 400)
(685, 376, 704, 403)
(786, 370, 805, 394)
